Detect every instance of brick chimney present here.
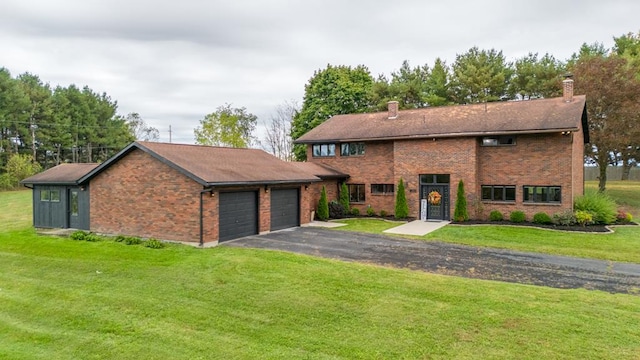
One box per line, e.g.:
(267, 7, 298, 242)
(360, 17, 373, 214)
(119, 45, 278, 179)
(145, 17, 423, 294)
(562, 75, 574, 102)
(388, 101, 399, 119)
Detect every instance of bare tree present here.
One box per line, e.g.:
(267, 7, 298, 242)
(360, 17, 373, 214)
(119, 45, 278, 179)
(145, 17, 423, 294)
(262, 100, 297, 161)
(126, 113, 160, 142)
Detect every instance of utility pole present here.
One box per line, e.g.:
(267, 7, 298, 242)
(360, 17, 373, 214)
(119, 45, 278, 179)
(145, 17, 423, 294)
(169, 125, 172, 143)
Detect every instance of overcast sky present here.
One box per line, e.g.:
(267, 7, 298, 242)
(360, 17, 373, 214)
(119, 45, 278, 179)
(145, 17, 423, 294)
(1, 0, 638, 144)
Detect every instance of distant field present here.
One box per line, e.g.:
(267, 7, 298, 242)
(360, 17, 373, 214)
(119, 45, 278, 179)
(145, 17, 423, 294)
(586, 180, 640, 217)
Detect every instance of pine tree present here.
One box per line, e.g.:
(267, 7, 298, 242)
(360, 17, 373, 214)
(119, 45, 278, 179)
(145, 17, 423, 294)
(395, 178, 409, 219)
(339, 182, 350, 213)
(317, 186, 329, 221)
(454, 180, 469, 222)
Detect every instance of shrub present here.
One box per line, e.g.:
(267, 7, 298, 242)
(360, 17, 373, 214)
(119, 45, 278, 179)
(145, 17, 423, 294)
(509, 210, 526, 223)
(328, 200, 345, 219)
(317, 186, 329, 221)
(489, 210, 503, 221)
(70, 231, 88, 241)
(395, 178, 409, 219)
(453, 180, 469, 222)
(114, 235, 127, 242)
(532, 212, 552, 225)
(351, 208, 360, 216)
(366, 206, 376, 217)
(616, 210, 633, 224)
(144, 238, 165, 249)
(125, 236, 142, 245)
(573, 190, 617, 225)
(553, 211, 577, 226)
(85, 234, 102, 242)
(380, 210, 388, 217)
(575, 210, 594, 226)
(339, 182, 350, 214)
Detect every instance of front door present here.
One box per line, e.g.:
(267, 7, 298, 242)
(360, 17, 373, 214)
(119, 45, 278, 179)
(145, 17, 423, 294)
(69, 189, 80, 229)
(421, 185, 449, 220)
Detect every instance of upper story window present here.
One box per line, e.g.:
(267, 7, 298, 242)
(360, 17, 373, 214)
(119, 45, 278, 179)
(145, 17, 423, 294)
(341, 142, 365, 156)
(481, 135, 516, 146)
(312, 143, 336, 157)
(523, 186, 561, 203)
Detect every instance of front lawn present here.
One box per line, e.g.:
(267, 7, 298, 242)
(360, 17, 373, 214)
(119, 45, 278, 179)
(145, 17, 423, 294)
(1, 228, 639, 359)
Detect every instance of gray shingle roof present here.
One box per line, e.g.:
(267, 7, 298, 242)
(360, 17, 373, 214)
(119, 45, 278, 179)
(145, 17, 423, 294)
(21, 163, 100, 185)
(295, 95, 587, 143)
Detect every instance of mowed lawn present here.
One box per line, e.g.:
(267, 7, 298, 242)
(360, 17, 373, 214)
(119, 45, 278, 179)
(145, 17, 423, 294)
(1, 190, 640, 359)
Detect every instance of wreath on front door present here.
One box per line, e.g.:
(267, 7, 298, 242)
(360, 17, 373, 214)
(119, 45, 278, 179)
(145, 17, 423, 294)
(427, 191, 442, 205)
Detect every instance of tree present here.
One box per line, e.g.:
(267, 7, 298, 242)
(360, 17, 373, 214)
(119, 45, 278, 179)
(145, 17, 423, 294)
(194, 104, 257, 148)
(339, 182, 350, 213)
(291, 64, 374, 160)
(450, 47, 512, 103)
(508, 53, 565, 100)
(317, 186, 329, 221)
(388, 60, 430, 109)
(453, 180, 469, 222)
(424, 58, 452, 106)
(572, 55, 640, 192)
(16, 73, 52, 162)
(395, 178, 409, 219)
(1, 153, 41, 189)
(126, 112, 159, 142)
(261, 100, 296, 161)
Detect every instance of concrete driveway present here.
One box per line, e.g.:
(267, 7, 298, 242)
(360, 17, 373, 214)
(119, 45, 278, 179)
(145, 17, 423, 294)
(224, 227, 640, 295)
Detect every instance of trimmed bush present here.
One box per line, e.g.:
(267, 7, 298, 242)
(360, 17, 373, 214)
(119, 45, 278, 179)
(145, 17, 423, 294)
(395, 178, 409, 219)
(144, 238, 165, 249)
(317, 186, 329, 221)
(85, 234, 102, 242)
(489, 210, 503, 221)
(453, 180, 469, 222)
(380, 210, 388, 217)
(532, 212, 552, 225)
(328, 200, 345, 219)
(125, 236, 142, 245)
(366, 206, 376, 217)
(616, 210, 633, 224)
(70, 231, 88, 241)
(553, 211, 577, 226)
(351, 208, 360, 216)
(573, 190, 617, 225)
(575, 210, 594, 226)
(114, 235, 127, 242)
(509, 210, 526, 223)
(339, 182, 350, 214)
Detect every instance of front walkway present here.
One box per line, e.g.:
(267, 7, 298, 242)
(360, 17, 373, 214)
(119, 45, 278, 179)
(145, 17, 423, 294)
(305, 219, 449, 236)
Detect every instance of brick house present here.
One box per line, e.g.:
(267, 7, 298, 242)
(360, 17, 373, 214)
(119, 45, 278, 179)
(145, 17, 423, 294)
(295, 79, 589, 221)
(23, 141, 319, 246)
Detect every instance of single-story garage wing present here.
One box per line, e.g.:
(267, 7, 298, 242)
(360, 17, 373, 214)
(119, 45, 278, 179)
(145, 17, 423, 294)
(23, 141, 321, 246)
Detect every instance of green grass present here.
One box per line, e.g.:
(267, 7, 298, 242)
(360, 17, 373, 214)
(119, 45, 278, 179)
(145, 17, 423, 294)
(0, 189, 31, 231)
(1, 190, 640, 358)
(586, 180, 640, 218)
(334, 218, 403, 233)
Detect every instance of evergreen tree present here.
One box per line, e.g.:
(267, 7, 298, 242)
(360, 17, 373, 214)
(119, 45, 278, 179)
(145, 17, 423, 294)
(339, 182, 350, 213)
(317, 186, 329, 221)
(395, 178, 409, 219)
(454, 180, 469, 222)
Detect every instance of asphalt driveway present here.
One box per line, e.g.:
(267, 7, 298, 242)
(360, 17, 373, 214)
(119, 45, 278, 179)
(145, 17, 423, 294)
(224, 227, 640, 295)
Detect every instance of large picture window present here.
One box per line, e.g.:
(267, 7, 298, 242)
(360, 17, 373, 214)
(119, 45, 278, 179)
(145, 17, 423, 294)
(312, 143, 336, 157)
(340, 142, 365, 156)
(348, 184, 365, 203)
(523, 186, 561, 203)
(371, 184, 394, 195)
(481, 185, 516, 202)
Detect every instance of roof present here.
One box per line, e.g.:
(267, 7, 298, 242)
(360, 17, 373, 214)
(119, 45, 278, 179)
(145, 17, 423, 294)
(21, 163, 100, 185)
(295, 95, 588, 143)
(80, 141, 320, 186)
(290, 162, 349, 179)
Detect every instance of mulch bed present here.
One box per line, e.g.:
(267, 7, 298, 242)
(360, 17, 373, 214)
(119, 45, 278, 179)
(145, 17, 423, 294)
(451, 220, 637, 233)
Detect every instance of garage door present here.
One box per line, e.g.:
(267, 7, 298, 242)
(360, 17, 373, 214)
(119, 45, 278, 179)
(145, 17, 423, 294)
(219, 191, 258, 242)
(270, 188, 300, 231)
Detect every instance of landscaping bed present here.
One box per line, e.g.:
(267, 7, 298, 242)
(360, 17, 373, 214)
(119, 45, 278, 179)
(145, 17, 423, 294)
(451, 220, 619, 233)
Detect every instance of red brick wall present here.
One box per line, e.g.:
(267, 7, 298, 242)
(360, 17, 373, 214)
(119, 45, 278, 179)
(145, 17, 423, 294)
(308, 142, 395, 214)
(478, 133, 575, 219)
(90, 149, 206, 244)
(307, 180, 341, 219)
(394, 137, 478, 219)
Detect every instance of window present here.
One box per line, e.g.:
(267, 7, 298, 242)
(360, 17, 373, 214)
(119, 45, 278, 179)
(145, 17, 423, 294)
(50, 190, 60, 202)
(40, 190, 50, 202)
(420, 174, 450, 184)
(340, 142, 365, 156)
(312, 143, 336, 157)
(70, 190, 79, 216)
(348, 184, 365, 203)
(481, 185, 516, 202)
(371, 184, 394, 195)
(481, 136, 516, 146)
(523, 186, 561, 203)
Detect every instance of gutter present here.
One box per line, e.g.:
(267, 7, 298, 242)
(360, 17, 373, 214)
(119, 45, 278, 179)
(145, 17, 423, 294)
(199, 187, 213, 247)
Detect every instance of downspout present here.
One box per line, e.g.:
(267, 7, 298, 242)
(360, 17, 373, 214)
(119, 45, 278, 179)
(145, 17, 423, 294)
(200, 187, 213, 247)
